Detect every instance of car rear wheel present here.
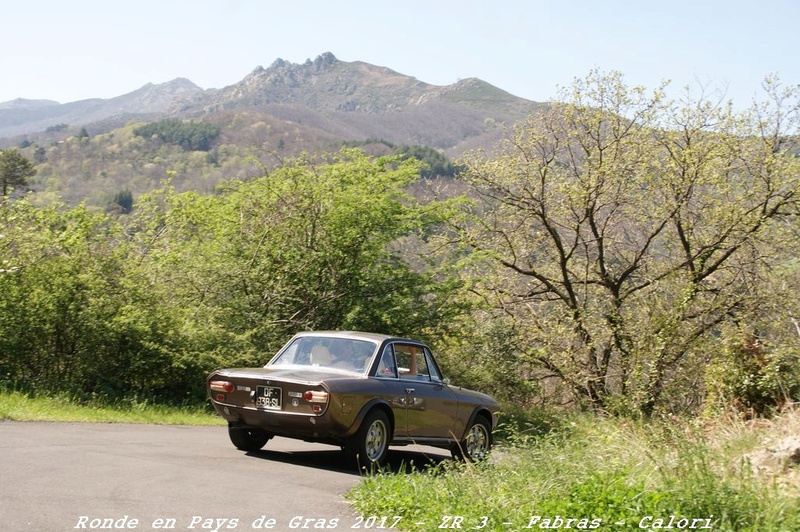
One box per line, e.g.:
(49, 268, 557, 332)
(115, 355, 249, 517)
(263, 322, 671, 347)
(345, 409, 390, 470)
(451, 415, 492, 461)
(228, 424, 272, 451)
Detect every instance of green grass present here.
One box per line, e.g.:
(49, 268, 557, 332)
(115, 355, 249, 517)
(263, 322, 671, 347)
(0, 390, 224, 425)
(348, 412, 800, 531)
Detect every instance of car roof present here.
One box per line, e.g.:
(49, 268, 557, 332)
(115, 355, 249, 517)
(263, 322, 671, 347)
(292, 330, 422, 345)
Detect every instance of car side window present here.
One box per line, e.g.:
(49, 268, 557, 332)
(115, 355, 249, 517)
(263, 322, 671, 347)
(376, 345, 397, 378)
(395, 344, 431, 382)
(424, 348, 442, 382)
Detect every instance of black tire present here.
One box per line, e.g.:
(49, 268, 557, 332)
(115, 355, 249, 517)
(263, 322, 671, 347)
(344, 409, 391, 470)
(228, 424, 272, 452)
(451, 415, 492, 461)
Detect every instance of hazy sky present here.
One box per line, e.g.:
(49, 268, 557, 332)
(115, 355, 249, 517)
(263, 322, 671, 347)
(2, 0, 797, 108)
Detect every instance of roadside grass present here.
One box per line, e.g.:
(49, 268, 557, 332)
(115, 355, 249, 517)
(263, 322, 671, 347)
(348, 410, 800, 531)
(0, 390, 223, 425)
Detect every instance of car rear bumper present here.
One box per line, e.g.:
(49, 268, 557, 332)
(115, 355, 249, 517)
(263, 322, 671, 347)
(210, 400, 351, 441)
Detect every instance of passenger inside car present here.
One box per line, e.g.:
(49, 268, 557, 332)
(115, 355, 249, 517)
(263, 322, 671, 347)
(311, 344, 332, 366)
(376, 346, 397, 377)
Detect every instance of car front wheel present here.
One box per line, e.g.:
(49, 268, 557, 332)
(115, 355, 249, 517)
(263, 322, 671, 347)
(228, 424, 272, 452)
(345, 409, 390, 470)
(452, 416, 492, 461)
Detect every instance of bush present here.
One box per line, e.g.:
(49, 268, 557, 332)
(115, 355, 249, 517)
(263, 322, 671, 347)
(706, 326, 800, 418)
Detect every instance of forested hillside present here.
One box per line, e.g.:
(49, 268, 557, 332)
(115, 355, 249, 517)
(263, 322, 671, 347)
(1, 71, 798, 419)
(15, 111, 461, 209)
(1, 53, 538, 209)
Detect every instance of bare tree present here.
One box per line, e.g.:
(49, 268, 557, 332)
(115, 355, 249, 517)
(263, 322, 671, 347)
(453, 71, 800, 415)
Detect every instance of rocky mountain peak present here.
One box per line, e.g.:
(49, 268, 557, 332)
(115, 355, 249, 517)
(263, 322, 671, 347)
(0, 53, 540, 146)
(309, 51, 338, 70)
(258, 52, 339, 78)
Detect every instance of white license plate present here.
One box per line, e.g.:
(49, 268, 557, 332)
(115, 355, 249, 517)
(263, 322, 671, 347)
(255, 386, 282, 410)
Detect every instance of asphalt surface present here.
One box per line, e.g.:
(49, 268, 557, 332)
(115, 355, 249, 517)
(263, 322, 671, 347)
(0, 421, 449, 531)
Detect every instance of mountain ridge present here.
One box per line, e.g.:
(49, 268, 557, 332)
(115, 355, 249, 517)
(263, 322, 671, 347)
(0, 53, 545, 207)
(0, 78, 204, 138)
(0, 52, 541, 149)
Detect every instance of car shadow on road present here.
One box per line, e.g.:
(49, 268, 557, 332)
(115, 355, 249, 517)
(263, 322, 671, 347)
(245, 446, 450, 476)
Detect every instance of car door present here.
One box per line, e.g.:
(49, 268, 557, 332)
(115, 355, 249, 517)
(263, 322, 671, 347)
(393, 343, 459, 439)
(372, 343, 410, 437)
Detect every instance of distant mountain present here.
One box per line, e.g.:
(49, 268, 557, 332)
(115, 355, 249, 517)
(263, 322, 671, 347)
(0, 53, 541, 155)
(178, 52, 531, 117)
(170, 52, 539, 154)
(0, 53, 546, 208)
(0, 78, 203, 138)
(0, 98, 61, 110)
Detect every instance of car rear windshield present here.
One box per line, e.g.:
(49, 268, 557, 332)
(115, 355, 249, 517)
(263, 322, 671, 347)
(269, 336, 378, 374)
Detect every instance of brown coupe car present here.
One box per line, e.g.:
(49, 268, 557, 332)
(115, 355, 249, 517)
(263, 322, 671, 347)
(207, 331, 500, 468)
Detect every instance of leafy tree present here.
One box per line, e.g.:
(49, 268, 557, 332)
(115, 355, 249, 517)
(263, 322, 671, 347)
(0, 148, 468, 402)
(33, 146, 47, 164)
(110, 189, 133, 214)
(131, 149, 462, 365)
(394, 144, 460, 178)
(0, 148, 36, 196)
(45, 123, 68, 133)
(133, 119, 221, 151)
(452, 71, 800, 415)
(0, 199, 184, 399)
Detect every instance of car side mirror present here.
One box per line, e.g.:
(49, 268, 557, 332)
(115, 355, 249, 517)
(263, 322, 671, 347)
(442, 377, 450, 385)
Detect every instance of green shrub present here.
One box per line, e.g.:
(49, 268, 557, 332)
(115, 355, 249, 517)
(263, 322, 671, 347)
(706, 326, 800, 418)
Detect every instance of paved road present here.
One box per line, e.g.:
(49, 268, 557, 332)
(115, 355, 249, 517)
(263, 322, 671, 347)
(0, 421, 448, 531)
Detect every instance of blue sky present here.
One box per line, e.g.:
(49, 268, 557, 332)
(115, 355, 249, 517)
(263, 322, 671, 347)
(2, 0, 797, 108)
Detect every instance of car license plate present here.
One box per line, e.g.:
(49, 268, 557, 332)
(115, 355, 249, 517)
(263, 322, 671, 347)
(255, 386, 282, 410)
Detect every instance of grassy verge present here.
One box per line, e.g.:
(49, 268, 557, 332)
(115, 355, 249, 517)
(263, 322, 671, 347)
(348, 411, 800, 531)
(0, 390, 223, 425)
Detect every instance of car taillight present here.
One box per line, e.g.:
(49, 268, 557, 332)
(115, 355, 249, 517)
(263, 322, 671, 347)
(210, 380, 235, 393)
(303, 390, 328, 403)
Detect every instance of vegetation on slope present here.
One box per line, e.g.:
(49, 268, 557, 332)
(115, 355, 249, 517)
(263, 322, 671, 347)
(1, 70, 798, 417)
(348, 411, 800, 531)
(0, 149, 462, 404)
